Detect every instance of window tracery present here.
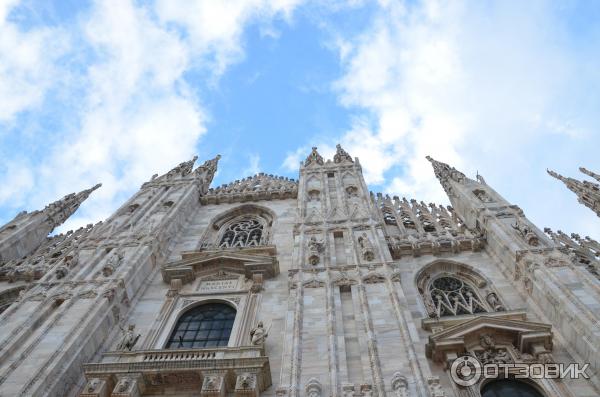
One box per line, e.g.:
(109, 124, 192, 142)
(417, 262, 505, 319)
(429, 276, 488, 317)
(219, 218, 264, 248)
(199, 205, 273, 250)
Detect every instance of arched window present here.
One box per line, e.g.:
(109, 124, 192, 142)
(481, 380, 544, 397)
(429, 275, 488, 317)
(166, 303, 236, 349)
(416, 261, 505, 319)
(219, 217, 264, 248)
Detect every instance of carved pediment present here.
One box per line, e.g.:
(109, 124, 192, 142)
(426, 315, 552, 365)
(161, 246, 279, 284)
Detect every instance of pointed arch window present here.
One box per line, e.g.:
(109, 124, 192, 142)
(219, 218, 264, 248)
(417, 262, 506, 319)
(429, 275, 488, 317)
(166, 303, 236, 348)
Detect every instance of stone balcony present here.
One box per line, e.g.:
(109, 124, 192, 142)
(81, 346, 271, 397)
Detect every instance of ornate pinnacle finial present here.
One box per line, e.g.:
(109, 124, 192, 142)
(548, 168, 600, 218)
(152, 155, 199, 183)
(196, 154, 221, 174)
(194, 154, 221, 195)
(426, 156, 468, 198)
(333, 144, 353, 164)
(304, 147, 324, 167)
(546, 169, 567, 182)
(579, 167, 600, 183)
(44, 183, 102, 229)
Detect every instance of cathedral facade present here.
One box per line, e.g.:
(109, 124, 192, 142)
(0, 146, 599, 397)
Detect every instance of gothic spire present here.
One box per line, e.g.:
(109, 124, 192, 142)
(426, 156, 467, 196)
(194, 154, 221, 195)
(151, 155, 199, 183)
(548, 168, 600, 218)
(304, 147, 324, 167)
(333, 144, 353, 164)
(579, 167, 600, 183)
(43, 183, 102, 228)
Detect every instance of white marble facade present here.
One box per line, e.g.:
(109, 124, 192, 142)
(0, 147, 599, 397)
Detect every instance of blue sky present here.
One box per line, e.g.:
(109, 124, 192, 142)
(1, 0, 599, 238)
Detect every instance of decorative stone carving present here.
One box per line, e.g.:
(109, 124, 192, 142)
(81, 377, 108, 397)
(307, 236, 324, 265)
(305, 378, 322, 397)
(333, 144, 353, 163)
(512, 218, 539, 246)
(86, 378, 100, 393)
(390, 373, 408, 397)
(103, 248, 124, 277)
(307, 189, 320, 201)
(116, 324, 140, 351)
(250, 321, 269, 345)
(485, 292, 505, 311)
(202, 173, 297, 204)
(362, 271, 385, 284)
(357, 233, 375, 261)
(345, 186, 359, 198)
(235, 372, 258, 397)
(427, 376, 445, 397)
(55, 265, 68, 279)
(474, 334, 512, 365)
(304, 147, 324, 167)
(201, 374, 225, 397)
(114, 377, 132, 393)
(473, 189, 494, 203)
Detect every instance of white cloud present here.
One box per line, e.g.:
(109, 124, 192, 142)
(155, 0, 302, 77)
(0, 0, 307, 231)
(304, 0, 600, 234)
(0, 0, 69, 122)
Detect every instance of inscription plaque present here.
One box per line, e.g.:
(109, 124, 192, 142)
(198, 279, 238, 292)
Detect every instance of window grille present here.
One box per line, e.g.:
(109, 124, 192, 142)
(166, 303, 236, 348)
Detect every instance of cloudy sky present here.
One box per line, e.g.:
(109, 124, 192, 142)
(1, 0, 599, 237)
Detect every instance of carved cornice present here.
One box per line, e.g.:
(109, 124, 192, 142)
(161, 246, 279, 284)
(425, 315, 553, 365)
(201, 173, 298, 204)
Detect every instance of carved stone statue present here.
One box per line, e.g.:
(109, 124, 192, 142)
(390, 372, 408, 397)
(486, 292, 505, 311)
(358, 233, 375, 261)
(55, 265, 68, 279)
(250, 321, 269, 345)
(107, 249, 124, 269)
(307, 236, 324, 265)
(116, 324, 140, 351)
(512, 219, 539, 246)
(333, 144, 353, 164)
